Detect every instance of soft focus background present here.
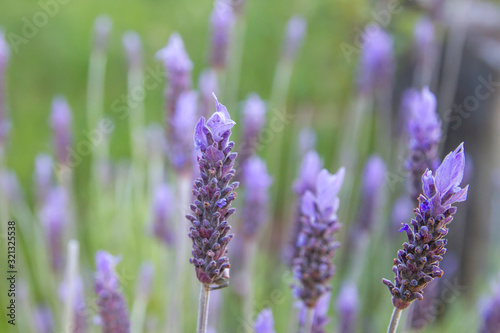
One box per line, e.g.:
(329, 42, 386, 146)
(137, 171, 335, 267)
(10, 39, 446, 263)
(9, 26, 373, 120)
(1, 0, 500, 332)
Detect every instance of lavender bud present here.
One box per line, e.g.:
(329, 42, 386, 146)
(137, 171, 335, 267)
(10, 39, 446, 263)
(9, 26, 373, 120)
(336, 283, 358, 333)
(122, 31, 142, 70)
(198, 68, 219, 119)
(40, 187, 68, 271)
(239, 93, 267, 168)
(210, 0, 235, 69)
(150, 183, 175, 246)
(188, 94, 237, 286)
(93, 15, 112, 52)
(34, 154, 53, 207)
(169, 90, 198, 170)
(241, 156, 272, 238)
(254, 308, 276, 333)
(357, 25, 394, 95)
(0, 30, 10, 145)
(479, 273, 500, 333)
(283, 16, 307, 60)
(356, 155, 386, 233)
(405, 87, 441, 199)
(155, 33, 193, 124)
(413, 16, 436, 68)
(34, 305, 54, 333)
(59, 276, 87, 333)
(293, 167, 345, 307)
(298, 127, 316, 157)
(382, 144, 469, 309)
(135, 262, 155, 300)
(94, 251, 130, 333)
(50, 97, 73, 166)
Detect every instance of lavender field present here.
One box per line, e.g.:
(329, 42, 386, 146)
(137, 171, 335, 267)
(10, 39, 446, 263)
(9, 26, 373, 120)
(1, 0, 500, 332)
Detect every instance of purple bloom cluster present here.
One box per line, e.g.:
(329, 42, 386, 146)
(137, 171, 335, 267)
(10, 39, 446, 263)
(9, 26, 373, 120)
(254, 308, 275, 333)
(0, 30, 10, 145)
(186, 95, 238, 286)
(241, 156, 272, 239)
(336, 283, 358, 333)
(94, 251, 130, 333)
(50, 97, 73, 166)
(34, 154, 53, 207)
(210, 0, 235, 69)
(239, 93, 267, 169)
(150, 183, 175, 246)
(405, 87, 441, 199)
(283, 16, 307, 60)
(413, 17, 435, 67)
(382, 144, 469, 309)
(293, 167, 345, 307)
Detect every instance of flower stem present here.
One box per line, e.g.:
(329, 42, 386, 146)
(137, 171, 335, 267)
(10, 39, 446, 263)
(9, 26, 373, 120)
(303, 306, 315, 333)
(197, 284, 211, 333)
(387, 308, 403, 333)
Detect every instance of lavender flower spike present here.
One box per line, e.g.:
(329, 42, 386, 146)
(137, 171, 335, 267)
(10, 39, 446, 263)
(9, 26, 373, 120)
(187, 94, 237, 287)
(241, 156, 272, 239)
(293, 167, 345, 307)
(50, 97, 73, 166)
(254, 308, 276, 333)
(336, 283, 359, 333)
(34, 154, 53, 207)
(59, 276, 87, 333)
(198, 69, 219, 119)
(210, 0, 235, 69)
(480, 273, 500, 333)
(151, 183, 175, 246)
(382, 143, 469, 309)
(405, 87, 441, 199)
(94, 251, 130, 333)
(357, 25, 394, 95)
(0, 30, 10, 145)
(170, 90, 198, 170)
(93, 16, 112, 52)
(283, 16, 307, 60)
(239, 93, 267, 169)
(122, 31, 142, 70)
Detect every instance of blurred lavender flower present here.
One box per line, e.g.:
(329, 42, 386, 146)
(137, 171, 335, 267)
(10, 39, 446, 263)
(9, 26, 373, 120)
(210, 0, 235, 69)
(0, 30, 10, 145)
(198, 68, 219, 119)
(34, 305, 54, 333)
(150, 183, 175, 246)
(40, 187, 68, 271)
(135, 262, 155, 300)
(254, 308, 276, 333)
(94, 251, 130, 333)
(407, 278, 439, 329)
(382, 144, 469, 309)
(0, 170, 23, 204)
(405, 87, 441, 199)
(169, 90, 198, 170)
(356, 155, 386, 233)
(297, 127, 316, 157)
(239, 93, 267, 168)
(93, 15, 112, 52)
(155, 33, 193, 121)
(299, 292, 331, 333)
(357, 25, 394, 95)
(59, 276, 87, 333)
(414, 16, 436, 68)
(336, 283, 359, 333)
(122, 31, 143, 70)
(34, 154, 53, 207)
(390, 195, 413, 237)
(293, 167, 345, 307)
(241, 156, 272, 239)
(480, 273, 500, 333)
(50, 97, 73, 166)
(283, 16, 307, 60)
(187, 95, 238, 287)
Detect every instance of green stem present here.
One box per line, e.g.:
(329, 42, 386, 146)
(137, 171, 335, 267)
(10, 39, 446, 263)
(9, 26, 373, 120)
(303, 307, 315, 333)
(197, 284, 211, 333)
(387, 308, 403, 333)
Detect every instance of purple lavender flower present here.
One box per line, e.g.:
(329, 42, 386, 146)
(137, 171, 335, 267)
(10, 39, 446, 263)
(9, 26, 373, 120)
(297, 127, 316, 157)
(382, 144, 469, 309)
(59, 276, 87, 333)
(150, 183, 175, 246)
(254, 308, 276, 333)
(299, 292, 331, 333)
(390, 195, 413, 237)
(356, 155, 386, 233)
(283, 16, 307, 60)
(169, 90, 198, 170)
(135, 262, 155, 300)
(155, 33, 193, 122)
(239, 93, 267, 169)
(357, 25, 394, 95)
(39, 187, 68, 271)
(479, 273, 500, 333)
(336, 283, 358, 333)
(187, 95, 238, 287)
(241, 156, 272, 239)
(210, 0, 235, 69)
(93, 15, 112, 52)
(50, 97, 73, 166)
(34, 154, 53, 207)
(198, 69, 219, 119)
(414, 16, 435, 67)
(122, 31, 142, 70)
(94, 251, 130, 333)
(405, 87, 441, 199)
(0, 30, 10, 145)
(293, 167, 345, 307)
(34, 305, 54, 333)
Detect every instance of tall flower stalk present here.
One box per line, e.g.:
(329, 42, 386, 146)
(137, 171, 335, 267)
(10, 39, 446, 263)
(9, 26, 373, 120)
(186, 95, 237, 333)
(0, 30, 9, 230)
(382, 144, 469, 332)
